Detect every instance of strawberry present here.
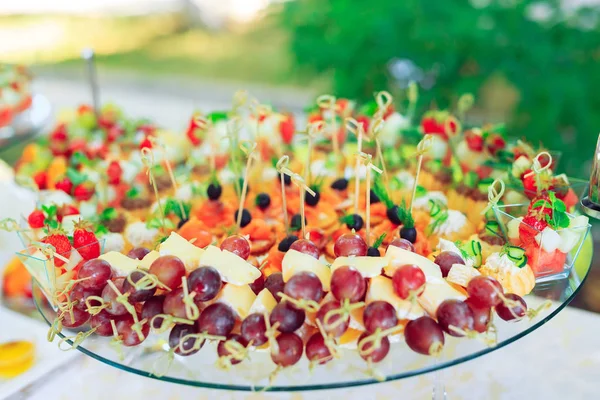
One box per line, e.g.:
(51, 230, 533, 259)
(42, 230, 72, 267)
(140, 136, 153, 150)
(33, 171, 47, 190)
(27, 210, 45, 229)
(55, 177, 73, 195)
(279, 114, 295, 145)
(77, 104, 93, 115)
(465, 130, 484, 151)
(106, 125, 124, 143)
(421, 117, 440, 134)
(356, 115, 370, 133)
(58, 204, 79, 223)
(73, 221, 100, 260)
(519, 214, 548, 245)
(485, 133, 506, 156)
(49, 124, 69, 156)
(107, 161, 122, 185)
(383, 104, 395, 119)
(307, 112, 323, 124)
(522, 170, 537, 198)
(73, 183, 95, 201)
(68, 138, 88, 157)
(138, 124, 156, 136)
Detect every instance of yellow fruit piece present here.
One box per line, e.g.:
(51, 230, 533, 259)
(20, 143, 39, 164)
(99, 251, 140, 277)
(215, 283, 257, 319)
(0, 341, 35, 378)
(338, 328, 363, 346)
(159, 232, 204, 271)
(281, 249, 331, 291)
(46, 156, 68, 189)
(418, 280, 467, 316)
(249, 288, 277, 315)
(139, 250, 160, 269)
(330, 256, 387, 278)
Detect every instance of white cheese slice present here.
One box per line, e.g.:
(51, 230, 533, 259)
(198, 245, 260, 285)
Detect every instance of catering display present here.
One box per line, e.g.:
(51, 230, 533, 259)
(0, 86, 592, 390)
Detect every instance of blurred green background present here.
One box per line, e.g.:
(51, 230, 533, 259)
(1, 0, 599, 176)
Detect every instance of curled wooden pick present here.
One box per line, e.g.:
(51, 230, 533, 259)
(357, 152, 383, 174)
(481, 179, 505, 215)
(415, 134, 434, 157)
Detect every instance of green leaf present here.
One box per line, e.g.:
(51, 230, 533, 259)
(372, 176, 394, 209)
(100, 207, 117, 221)
(554, 199, 566, 213)
(372, 233, 387, 248)
(66, 168, 88, 187)
(126, 187, 140, 199)
(95, 224, 109, 236)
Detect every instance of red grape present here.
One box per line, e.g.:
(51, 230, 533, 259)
(330, 266, 366, 303)
(436, 300, 474, 337)
(127, 247, 150, 260)
(271, 332, 303, 367)
(116, 315, 150, 346)
(270, 301, 305, 333)
(465, 297, 491, 333)
(163, 288, 188, 319)
(334, 233, 368, 257)
(305, 333, 333, 365)
(69, 283, 101, 310)
(467, 276, 503, 308)
(495, 293, 527, 321)
(433, 251, 464, 277)
(265, 273, 285, 302)
(61, 307, 90, 328)
(283, 271, 323, 302)
(392, 264, 426, 299)
(122, 270, 157, 303)
(102, 278, 128, 316)
(363, 301, 398, 333)
(197, 303, 235, 336)
(404, 316, 445, 356)
(388, 238, 415, 252)
(221, 235, 251, 260)
(149, 255, 186, 290)
(169, 323, 202, 356)
(187, 266, 222, 302)
(240, 313, 268, 346)
(89, 310, 117, 336)
(78, 259, 113, 290)
(358, 332, 390, 363)
(217, 334, 248, 365)
(316, 300, 349, 337)
(141, 295, 165, 329)
(289, 239, 319, 259)
(249, 273, 265, 295)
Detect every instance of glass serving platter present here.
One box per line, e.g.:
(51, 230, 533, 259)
(31, 235, 593, 392)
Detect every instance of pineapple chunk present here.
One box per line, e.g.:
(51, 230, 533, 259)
(61, 214, 81, 235)
(446, 264, 480, 287)
(281, 249, 331, 291)
(198, 245, 260, 285)
(159, 232, 204, 271)
(417, 280, 466, 317)
(367, 276, 425, 320)
(249, 289, 278, 315)
(384, 246, 443, 281)
(330, 256, 386, 278)
(215, 283, 257, 319)
(64, 249, 83, 272)
(139, 250, 160, 269)
(99, 251, 140, 277)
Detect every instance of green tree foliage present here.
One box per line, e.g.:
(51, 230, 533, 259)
(280, 0, 600, 176)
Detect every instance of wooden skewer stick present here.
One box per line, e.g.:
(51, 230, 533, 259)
(277, 158, 316, 239)
(317, 95, 341, 170)
(302, 121, 325, 187)
(141, 147, 167, 231)
(150, 137, 187, 221)
(276, 156, 291, 233)
(346, 118, 366, 213)
(236, 141, 260, 230)
(409, 135, 433, 214)
(357, 152, 383, 247)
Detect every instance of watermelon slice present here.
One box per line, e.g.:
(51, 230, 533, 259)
(525, 244, 567, 277)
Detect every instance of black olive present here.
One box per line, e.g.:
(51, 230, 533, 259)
(207, 183, 222, 200)
(386, 205, 402, 225)
(370, 189, 381, 204)
(331, 178, 348, 190)
(233, 208, 252, 228)
(400, 226, 417, 243)
(345, 213, 364, 231)
(177, 218, 189, 229)
(305, 190, 320, 206)
(278, 172, 292, 186)
(290, 213, 307, 231)
(255, 193, 271, 210)
(367, 247, 381, 257)
(278, 235, 299, 252)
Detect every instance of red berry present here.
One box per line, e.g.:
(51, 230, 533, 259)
(107, 161, 122, 185)
(33, 171, 47, 190)
(485, 133, 506, 156)
(421, 117, 438, 134)
(138, 124, 155, 136)
(68, 138, 87, 156)
(58, 204, 79, 222)
(77, 105, 93, 115)
(465, 131, 484, 152)
(73, 221, 100, 260)
(55, 177, 73, 195)
(106, 125, 124, 142)
(307, 113, 323, 124)
(139, 137, 153, 150)
(279, 114, 295, 145)
(73, 183, 94, 201)
(42, 231, 72, 267)
(27, 210, 45, 229)
(356, 115, 370, 133)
